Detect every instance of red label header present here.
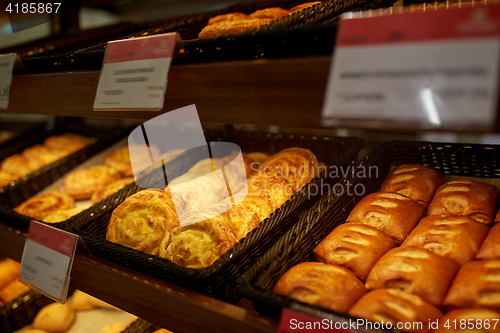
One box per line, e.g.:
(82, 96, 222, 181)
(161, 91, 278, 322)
(28, 221, 77, 257)
(104, 33, 177, 64)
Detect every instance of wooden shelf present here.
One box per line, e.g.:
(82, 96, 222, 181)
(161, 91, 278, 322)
(0, 223, 278, 333)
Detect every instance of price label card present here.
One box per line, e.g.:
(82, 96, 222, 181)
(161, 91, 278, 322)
(0, 53, 16, 109)
(20, 221, 78, 303)
(94, 33, 180, 111)
(322, 5, 500, 130)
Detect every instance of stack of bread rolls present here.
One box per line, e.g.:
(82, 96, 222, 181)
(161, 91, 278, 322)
(106, 147, 318, 269)
(274, 163, 500, 332)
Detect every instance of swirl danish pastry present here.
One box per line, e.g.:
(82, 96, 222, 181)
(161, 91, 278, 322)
(14, 189, 75, 220)
(64, 165, 122, 200)
(225, 190, 275, 222)
(247, 175, 293, 207)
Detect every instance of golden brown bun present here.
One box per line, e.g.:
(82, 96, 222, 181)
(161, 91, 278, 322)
(14, 189, 75, 220)
(64, 165, 122, 200)
(227, 203, 260, 240)
(98, 322, 129, 333)
(42, 206, 89, 223)
(380, 164, 443, 209)
(477, 224, 500, 260)
(244, 152, 271, 164)
(22, 144, 69, 165)
(402, 215, 489, 265)
(347, 192, 425, 244)
(444, 260, 500, 311)
(208, 12, 249, 25)
(273, 262, 366, 313)
(159, 203, 237, 268)
(313, 224, 396, 281)
(107, 189, 179, 256)
(43, 133, 91, 153)
(0, 279, 29, 302)
(1, 154, 43, 177)
(348, 289, 443, 333)
(428, 179, 500, 225)
(224, 190, 275, 222)
(105, 145, 160, 177)
(0, 258, 20, 289)
(70, 289, 96, 311)
(259, 147, 318, 191)
(198, 19, 272, 39)
(0, 170, 19, 187)
(249, 7, 290, 20)
(433, 308, 500, 332)
(290, 2, 321, 12)
(247, 175, 293, 207)
(91, 177, 135, 204)
(366, 246, 460, 307)
(33, 303, 75, 332)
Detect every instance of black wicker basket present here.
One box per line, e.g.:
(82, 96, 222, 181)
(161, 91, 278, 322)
(239, 140, 500, 321)
(123, 319, 160, 333)
(68, 131, 363, 303)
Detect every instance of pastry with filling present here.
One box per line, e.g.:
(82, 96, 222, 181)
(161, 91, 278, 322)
(477, 223, 500, 260)
(198, 19, 272, 39)
(247, 175, 293, 207)
(224, 190, 275, 222)
(32, 303, 75, 332)
(1, 154, 44, 177)
(91, 177, 135, 204)
(207, 12, 249, 25)
(227, 203, 260, 240)
(273, 262, 366, 313)
(14, 189, 74, 220)
(365, 246, 460, 307)
(433, 308, 500, 333)
(42, 206, 89, 223)
(64, 165, 122, 200)
(249, 7, 290, 20)
(105, 144, 160, 177)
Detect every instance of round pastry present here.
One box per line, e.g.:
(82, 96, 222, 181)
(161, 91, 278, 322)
(22, 144, 69, 165)
(105, 145, 160, 177)
(91, 177, 135, 204)
(42, 206, 89, 223)
(249, 7, 290, 20)
(107, 189, 179, 255)
(70, 290, 96, 311)
(208, 12, 249, 25)
(0, 170, 18, 187)
(44, 134, 91, 153)
(14, 190, 75, 220)
(1, 154, 44, 177)
(64, 165, 122, 200)
(198, 19, 272, 39)
(247, 175, 293, 207)
(290, 2, 322, 12)
(32, 302, 75, 332)
(98, 322, 129, 333)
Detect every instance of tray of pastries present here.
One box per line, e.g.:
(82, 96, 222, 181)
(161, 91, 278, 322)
(66, 131, 362, 303)
(240, 140, 500, 332)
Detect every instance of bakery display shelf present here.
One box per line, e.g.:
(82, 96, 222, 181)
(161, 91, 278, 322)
(0, 223, 279, 333)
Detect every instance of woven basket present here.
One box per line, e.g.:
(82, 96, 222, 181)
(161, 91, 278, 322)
(0, 290, 53, 333)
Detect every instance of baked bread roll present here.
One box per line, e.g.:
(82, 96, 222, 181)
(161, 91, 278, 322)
(477, 224, 500, 260)
(249, 7, 290, 20)
(0, 258, 20, 289)
(290, 2, 322, 12)
(208, 12, 249, 25)
(44, 133, 91, 153)
(244, 152, 271, 164)
(1, 154, 43, 177)
(22, 144, 69, 165)
(98, 322, 129, 333)
(443, 260, 500, 311)
(14, 189, 75, 220)
(366, 246, 460, 307)
(273, 262, 366, 313)
(380, 164, 443, 208)
(428, 179, 500, 225)
(348, 289, 443, 333)
(198, 19, 272, 39)
(0, 279, 29, 302)
(247, 175, 293, 207)
(313, 224, 396, 281)
(346, 192, 425, 244)
(32, 302, 75, 332)
(42, 206, 89, 223)
(70, 289, 96, 311)
(224, 191, 275, 222)
(105, 145, 160, 177)
(259, 147, 318, 191)
(433, 308, 500, 333)
(64, 165, 122, 200)
(91, 177, 135, 204)
(107, 189, 179, 256)
(0, 170, 18, 187)
(159, 203, 237, 268)
(402, 215, 489, 265)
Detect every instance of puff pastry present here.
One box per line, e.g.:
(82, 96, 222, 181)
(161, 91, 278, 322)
(14, 189, 75, 220)
(0, 258, 20, 290)
(107, 189, 179, 256)
(347, 192, 425, 244)
(91, 177, 135, 204)
(443, 260, 500, 311)
(259, 147, 318, 191)
(42, 206, 89, 223)
(348, 289, 443, 333)
(428, 179, 500, 225)
(198, 19, 272, 39)
(402, 215, 489, 265)
(247, 175, 293, 207)
(477, 223, 500, 260)
(290, 2, 322, 12)
(1, 154, 43, 177)
(313, 223, 396, 281)
(64, 165, 122, 200)
(249, 7, 290, 20)
(43, 133, 91, 153)
(159, 203, 237, 268)
(380, 164, 443, 208)
(0, 279, 30, 302)
(224, 190, 275, 222)
(105, 144, 160, 177)
(366, 246, 460, 307)
(227, 203, 260, 240)
(32, 302, 75, 332)
(433, 308, 500, 333)
(0, 170, 18, 187)
(207, 12, 249, 25)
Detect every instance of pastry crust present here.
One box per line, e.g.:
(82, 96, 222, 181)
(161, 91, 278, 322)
(105, 144, 160, 177)
(107, 189, 179, 255)
(0, 170, 18, 187)
(14, 189, 75, 220)
(313, 223, 396, 281)
(0, 279, 30, 302)
(44, 133, 91, 153)
(477, 223, 500, 260)
(64, 165, 122, 200)
(380, 164, 443, 208)
(346, 192, 425, 244)
(227, 203, 260, 240)
(0, 258, 20, 290)
(1, 154, 44, 177)
(433, 308, 500, 333)
(348, 289, 443, 333)
(366, 246, 460, 307)
(443, 260, 500, 311)
(249, 7, 290, 20)
(42, 206, 89, 223)
(207, 12, 249, 25)
(290, 2, 321, 12)
(22, 144, 69, 165)
(247, 175, 293, 207)
(428, 179, 500, 225)
(91, 177, 135, 204)
(198, 19, 272, 39)
(32, 302, 75, 333)
(273, 262, 366, 313)
(224, 190, 275, 222)
(402, 215, 489, 265)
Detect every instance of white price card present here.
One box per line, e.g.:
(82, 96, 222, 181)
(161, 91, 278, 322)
(0, 53, 16, 109)
(94, 33, 179, 111)
(322, 5, 500, 130)
(20, 221, 78, 303)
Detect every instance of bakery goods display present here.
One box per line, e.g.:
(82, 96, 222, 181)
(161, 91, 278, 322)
(477, 223, 500, 260)
(32, 303, 76, 332)
(104, 144, 160, 177)
(207, 12, 249, 25)
(42, 206, 90, 223)
(43, 133, 92, 153)
(433, 308, 500, 333)
(428, 179, 500, 225)
(14, 189, 75, 220)
(91, 177, 135, 204)
(1, 154, 44, 177)
(273, 262, 366, 313)
(249, 7, 290, 20)
(63, 165, 122, 200)
(0, 258, 30, 303)
(402, 215, 489, 265)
